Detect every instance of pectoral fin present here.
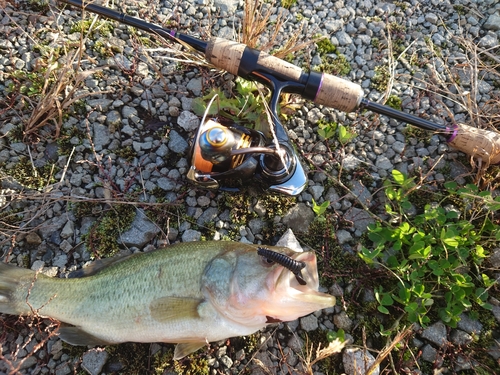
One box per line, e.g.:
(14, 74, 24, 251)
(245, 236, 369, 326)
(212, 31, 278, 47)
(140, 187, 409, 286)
(174, 342, 206, 360)
(58, 326, 113, 346)
(150, 297, 203, 323)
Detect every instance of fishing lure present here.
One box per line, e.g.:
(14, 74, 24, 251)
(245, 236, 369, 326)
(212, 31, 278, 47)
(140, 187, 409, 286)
(257, 247, 307, 285)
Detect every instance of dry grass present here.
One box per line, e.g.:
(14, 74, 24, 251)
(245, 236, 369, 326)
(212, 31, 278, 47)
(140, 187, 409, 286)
(2, 5, 109, 142)
(241, 0, 320, 58)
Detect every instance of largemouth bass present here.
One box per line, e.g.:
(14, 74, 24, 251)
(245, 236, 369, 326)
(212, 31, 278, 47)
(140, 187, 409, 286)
(0, 241, 335, 359)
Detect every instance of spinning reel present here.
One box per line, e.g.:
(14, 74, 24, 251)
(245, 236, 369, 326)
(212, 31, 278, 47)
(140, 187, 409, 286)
(187, 96, 307, 196)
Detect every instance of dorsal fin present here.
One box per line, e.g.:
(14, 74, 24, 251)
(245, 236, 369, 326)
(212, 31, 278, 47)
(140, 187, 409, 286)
(67, 252, 136, 278)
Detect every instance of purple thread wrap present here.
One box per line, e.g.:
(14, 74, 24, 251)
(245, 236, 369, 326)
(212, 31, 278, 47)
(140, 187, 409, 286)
(170, 29, 176, 37)
(446, 124, 459, 143)
(313, 73, 324, 102)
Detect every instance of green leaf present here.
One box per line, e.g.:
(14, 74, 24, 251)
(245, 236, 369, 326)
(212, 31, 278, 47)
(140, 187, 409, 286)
(392, 169, 406, 185)
(378, 305, 390, 314)
(312, 199, 330, 216)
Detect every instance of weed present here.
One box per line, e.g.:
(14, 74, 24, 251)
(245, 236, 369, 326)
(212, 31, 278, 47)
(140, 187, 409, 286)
(82, 204, 136, 258)
(315, 37, 337, 55)
(360, 170, 498, 328)
(386, 95, 402, 110)
(281, 0, 297, 9)
(313, 54, 351, 76)
(317, 120, 356, 145)
(312, 199, 329, 216)
(7, 157, 56, 190)
(371, 65, 390, 91)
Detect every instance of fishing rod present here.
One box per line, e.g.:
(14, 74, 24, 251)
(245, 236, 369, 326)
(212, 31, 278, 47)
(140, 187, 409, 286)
(60, 0, 500, 194)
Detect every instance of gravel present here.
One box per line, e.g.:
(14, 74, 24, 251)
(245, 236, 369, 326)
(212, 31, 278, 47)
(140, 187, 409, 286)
(1, 0, 499, 374)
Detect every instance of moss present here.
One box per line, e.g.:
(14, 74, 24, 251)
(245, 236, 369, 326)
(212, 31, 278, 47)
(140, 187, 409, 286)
(57, 126, 85, 156)
(314, 54, 351, 76)
(83, 204, 136, 258)
(316, 37, 337, 55)
(7, 156, 57, 190)
(72, 201, 99, 218)
(371, 65, 390, 91)
(116, 146, 137, 162)
(386, 95, 402, 110)
(281, 0, 297, 9)
(69, 19, 114, 37)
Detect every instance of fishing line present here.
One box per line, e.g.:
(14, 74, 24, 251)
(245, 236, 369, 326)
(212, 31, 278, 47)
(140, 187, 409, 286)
(257, 247, 306, 285)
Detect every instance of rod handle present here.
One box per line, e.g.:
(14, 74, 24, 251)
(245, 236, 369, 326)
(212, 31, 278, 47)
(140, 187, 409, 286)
(447, 123, 500, 165)
(205, 38, 364, 112)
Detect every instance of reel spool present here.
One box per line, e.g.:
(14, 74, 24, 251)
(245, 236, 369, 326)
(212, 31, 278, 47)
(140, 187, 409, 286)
(187, 92, 307, 195)
(187, 119, 266, 190)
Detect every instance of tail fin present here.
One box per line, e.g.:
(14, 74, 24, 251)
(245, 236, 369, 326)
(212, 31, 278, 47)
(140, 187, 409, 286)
(0, 262, 35, 315)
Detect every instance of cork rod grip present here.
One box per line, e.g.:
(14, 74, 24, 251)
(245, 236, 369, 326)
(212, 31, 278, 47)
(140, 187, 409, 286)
(447, 123, 500, 165)
(205, 37, 303, 80)
(314, 73, 365, 113)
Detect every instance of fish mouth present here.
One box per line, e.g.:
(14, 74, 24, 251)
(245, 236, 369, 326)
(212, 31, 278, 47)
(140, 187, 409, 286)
(264, 251, 336, 320)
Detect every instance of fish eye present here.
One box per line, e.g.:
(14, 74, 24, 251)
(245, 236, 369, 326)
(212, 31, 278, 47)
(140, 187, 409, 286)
(260, 256, 275, 267)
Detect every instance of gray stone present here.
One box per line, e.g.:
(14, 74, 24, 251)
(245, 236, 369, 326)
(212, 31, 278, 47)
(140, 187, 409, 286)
(168, 130, 189, 153)
(186, 77, 203, 96)
(343, 207, 375, 233)
(157, 177, 176, 191)
(375, 155, 393, 170)
(282, 203, 315, 233)
(300, 314, 319, 331)
(119, 209, 160, 247)
(82, 348, 109, 375)
(60, 221, 74, 239)
(478, 34, 498, 48)
(334, 311, 353, 331)
(450, 329, 473, 346)
(213, 0, 239, 12)
(350, 180, 372, 206)
(324, 20, 344, 32)
(248, 218, 265, 236)
(336, 30, 353, 46)
(177, 111, 200, 132)
(106, 110, 121, 128)
(276, 229, 303, 252)
(425, 13, 438, 24)
(93, 124, 111, 151)
(342, 155, 363, 171)
(483, 13, 500, 31)
(87, 99, 113, 112)
(489, 248, 500, 268)
(343, 348, 379, 375)
(181, 229, 202, 242)
(196, 207, 218, 226)
(219, 355, 233, 368)
(421, 322, 447, 347)
(457, 313, 483, 334)
(309, 185, 324, 201)
(421, 344, 438, 363)
(336, 229, 353, 245)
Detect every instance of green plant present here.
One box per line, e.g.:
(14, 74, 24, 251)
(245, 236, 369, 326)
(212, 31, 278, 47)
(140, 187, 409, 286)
(326, 328, 345, 342)
(312, 199, 330, 216)
(315, 37, 337, 55)
(281, 0, 297, 9)
(191, 78, 270, 132)
(83, 204, 136, 258)
(360, 170, 497, 328)
(317, 120, 337, 139)
(313, 54, 351, 76)
(317, 120, 356, 145)
(371, 65, 390, 91)
(386, 95, 402, 110)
